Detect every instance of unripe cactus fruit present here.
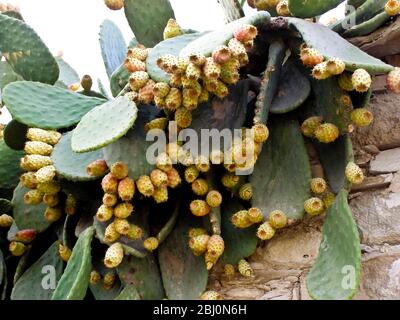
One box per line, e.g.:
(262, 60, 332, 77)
(86, 159, 109, 177)
(104, 0, 124, 10)
(96, 204, 114, 222)
(102, 173, 119, 194)
(165, 88, 182, 111)
(228, 38, 247, 60)
(153, 82, 171, 98)
(206, 190, 223, 208)
(238, 259, 253, 277)
(385, 0, 400, 15)
(113, 218, 130, 235)
(20, 155, 53, 171)
(345, 162, 364, 184)
(323, 192, 336, 209)
(118, 177, 135, 201)
(59, 244, 72, 262)
(105, 223, 120, 243)
(166, 167, 181, 188)
(9, 241, 26, 257)
(188, 52, 207, 67)
(124, 57, 146, 73)
(268, 210, 287, 229)
(110, 162, 129, 180)
(310, 177, 327, 194)
(224, 264, 236, 278)
(312, 62, 331, 80)
(221, 173, 240, 189)
(231, 210, 253, 228)
(81, 75, 93, 92)
(207, 235, 225, 259)
(35, 165, 56, 183)
(191, 178, 209, 196)
(387, 67, 400, 93)
(126, 224, 143, 240)
(65, 194, 78, 216)
(144, 237, 159, 252)
(189, 234, 210, 256)
(188, 227, 208, 238)
(137, 175, 155, 197)
(351, 69, 372, 92)
(24, 189, 43, 205)
(114, 202, 134, 219)
(103, 193, 118, 207)
(44, 207, 63, 222)
(220, 68, 240, 85)
(212, 45, 232, 65)
(304, 197, 325, 216)
(43, 194, 59, 207)
(0, 214, 13, 228)
(314, 123, 340, 144)
(239, 183, 253, 201)
(190, 199, 211, 217)
(104, 242, 124, 268)
(175, 107, 193, 128)
(326, 58, 346, 76)
(90, 270, 102, 284)
(338, 73, 355, 91)
(129, 71, 149, 91)
(24, 141, 53, 156)
(257, 221, 276, 240)
(163, 18, 183, 40)
(200, 291, 224, 300)
(37, 181, 61, 195)
(185, 165, 200, 183)
(300, 48, 324, 68)
(203, 57, 221, 80)
(153, 186, 169, 203)
(301, 116, 322, 138)
(252, 123, 269, 143)
(26, 128, 61, 145)
(276, 0, 290, 16)
(234, 24, 258, 43)
(351, 108, 374, 127)
(20, 172, 38, 189)
(150, 169, 168, 188)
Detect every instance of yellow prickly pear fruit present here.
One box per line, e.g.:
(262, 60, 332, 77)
(185, 63, 202, 81)
(301, 116, 323, 138)
(110, 162, 129, 180)
(326, 58, 346, 76)
(156, 152, 173, 172)
(126, 224, 143, 240)
(238, 183, 253, 201)
(207, 235, 225, 259)
(166, 167, 181, 188)
(104, 0, 124, 10)
(191, 178, 209, 196)
(312, 62, 331, 80)
(387, 67, 400, 93)
(102, 193, 118, 207)
(65, 194, 77, 216)
(69, 83, 80, 92)
(206, 190, 223, 208)
(351, 108, 374, 127)
(234, 24, 258, 43)
(20, 155, 53, 172)
(200, 291, 224, 300)
(86, 159, 109, 177)
(276, 0, 290, 15)
(163, 18, 183, 40)
(323, 192, 336, 208)
(220, 67, 240, 85)
(154, 96, 166, 109)
(268, 210, 287, 229)
(184, 165, 199, 183)
(137, 175, 155, 197)
(385, 0, 400, 15)
(338, 73, 355, 91)
(188, 52, 207, 67)
(189, 234, 210, 256)
(35, 165, 56, 184)
(169, 73, 182, 88)
(59, 243, 72, 262)
(231, 210, 253, 229)
(37, 181, 61, 195)
(238, 259, 253, 277)
(104, 242, 124, 268)
(90, 270, 101, 284)
(224, 264, 236, 278)
(182, 89, 199, 111)
(26, 128, 61, 145)
(144, 237, 159, 252)
(228, 38, 247, 61)
(128, 45, 150, 62)
(204, 250, 218, 270)
(190, 199, 211, 217)
(221, 173, 240, 189)
(153, 82, 171, 98)
(24, 141, 53, 156)
(165, 88, 182, 111)
(23, 189, 43, 205)
(103, 272, 116, 289)
(102, 173, 119, 194)
(150, 169, 168, 188)
(153, 186, 169, 203)
(304, 197, 325, 216)
(257, 221, 275, 240)
(96, 204, 114, 222)
(212, 45, 232, 65)
(9, 241, 26, 257)
(314, 123, 340, 144)
(124, 56, 146, 73)
(194, 155, 210, 173)
(113, 218, 130, 235)
(345, 162, 364, 185)
(203, 57, 221, 80)
(176, 57, 190, 74)
(118, 177, 135, 201)
(0, 214, 13, 228)
(20, 172, 38, 189)
(175, 107, 193, 128)
(213, 80, 229, 99)
(43, 194, 59, 207)
(44, 206, 63, 222)
(125, 91, 139, 103)
(129, 71, 149, 91)
(188, 228, 208, 238)
(198, 86, 210, 104)
(300, 47, 324, 68)
(247, 207, 263, 224)
(157, 54, 179, 74)
(114, 202, 134, 219)
(144, 118, 168, 133)
(310, 177, 327, 194)
(351, 69, 372, 92)
(104, 222, 120, 243)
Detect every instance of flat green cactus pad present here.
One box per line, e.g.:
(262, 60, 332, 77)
(3, 81, 106, 129)
(55, 57, 80, 88)
(0, 198, 13, 214)
(288, 0, 343, 18)
(124, 0, 175, 47)
(103, 105, 158, 180)
(118, 254, 165, 300)
(0, 14, 59, 84)
(250, 116, 312, 221)
(0, 140, 24, 189)
(11, 242, 64, 300)
(52, 226, 94, 300)
(115, 285, 141, 300)
(158, 207, 208, 300)
(0, 60, 22, 92)
(0, 250, 6, 299)
(100, 20, 127, 78)
(11, 184, 51, 233)
(221, 199, 257, 264)
(71, 96, 138, 153)
(110, 65, 130, 97)
(3, 120, 28, 151)
(270, 59, 311, 114)
(52, 132, 104, 182)
(288, 18, 394, 74)
(306, 189, 361, 300)
(180, 12, 270, 58)
(147, 32, 206, 83)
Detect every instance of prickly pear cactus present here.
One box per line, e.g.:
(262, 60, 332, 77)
(0, 0, 399, 301)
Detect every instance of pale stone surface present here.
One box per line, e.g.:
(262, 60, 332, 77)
(351, 174, 393, 192)
(370, 148, 400, 174)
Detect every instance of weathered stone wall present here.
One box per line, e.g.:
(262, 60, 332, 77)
(208, 91, 400, 300)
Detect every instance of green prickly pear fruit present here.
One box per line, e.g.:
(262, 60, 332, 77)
(86, 159, 109, 177)
(387, 67, 400, 93)
(221, 173, 240, 189)
(326, 58, 346, 76)
(351, 69, 372, 92)
(163, 18, 184, 40)
(351, 108, 374, 127)
(212, 46, 232, 65)
(26, 128, 61, 145)
(304, 197, 325, 216)
(184, 165, 199, 183)
(188, 228, 207, 238)
(104, 223, 120, 243)
(224, 264, 235, 278)
(238, 259, 253, 277)
(110, 162, 129, 180)
(191, 178, 209, 196)
(268, 210, 287, 229)
(118, 177, 135, 201)
(314, 123, 340, 144)
(189, 234, 210, 256)
(20, 155, 53, 172)
(35, 165, 56, 184)
(96, 204, 114, 222)
(37, 181, 61, 195)
(247, 207, 263, 224)
(129, 71, 149, 91)
(43, 194, 59, 207)
(150, 169, 168, 188)
(104, 0, 124, 10)
(323, 192, 336, 209)
(24, 141, 53, 156)
(124, 56, 146, 73)
(104, 242, 124, 268)
(206, 190, 223, 208)
(175, 107, 193, 128)
(126, 224, 143, 240)
(220, 67, 240, 85)
(276, 0, 290, 16)
(144, 237, 159, 252)
(137, 175, 155, 197)
(23, 189, 44, 205)
(20, 172, 38, 189)
(153, 186, 169, 203)
(257, 221, 275, 240)
(59, 243, 72, 262)
(345, 162, 364, 185)
(81, 75, 93, 92)
(103, 272, 116, 289)
(90, 271, 101, 285)
(165, 88, 182, 111)
(239, 183, 253, 201)
(15, 229, 37, 244)
(385, 0, 400, 15)
(113, 218, 130, 235)
(103, 193, 118, 207)
(231, 210, 253, 229)
(153, 82, 171, 98)
(301, 116, 323, 138)
(114, 202, 134, 219)
(190, 199, 211, 217)
(65, 194, 77, 216)
(166, 167, 181, 188)
(312, 62, 331, 80)
(338, 73, 355, 91)
(234, 24, 258, 43)
(102, 173, 119, 194)
(9, 241, 26, 257)
(200, 291, 224, 300)
(310, 177, 327, 194)
(203, 57, 221, 80)
(44, 206, 63, 222)
(0, 214, 13, 228)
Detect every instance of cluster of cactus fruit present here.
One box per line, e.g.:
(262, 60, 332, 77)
(0, 0, 400, 301)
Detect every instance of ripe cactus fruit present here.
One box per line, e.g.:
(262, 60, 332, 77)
(166, 167, 181, 188)
(231, 210, 253, 228)
(150, 169, 169, 188)
(175, 107, 193, 128)
(87, 160, 109, 177)
(158, 54, 179, 74)
(351, 108, 374, 127)
(247, 207, 264, 224)
(37, 181, 61, 195)
(114, 202, 134, 219)
(20, 172, 38, 189)
(128, 46, 149, 62)
(276, 0, 290, 16)
(163, 19, 183, 40)
(9, 241, 26, 257)
(137, 175, 155, 197)
(153, 82, 171, 98)
(0, 214, 13, 228)
(194, 155, 211, 173)
(345, 162, 365, 185)
(238, 259, 253, 277)
(126, 224, 143, 240)
(104, 0, 124, 10)
(326, 58, 346, 76)
(200, 291, 223, 300)
(43, 194, 59, 207)
(113, 218, 130, 235)
(59, 244, 72, 262)
(221, 173, 240, 189)
(110, 162, 129, 180)
(252, 123, 269, 143)
(206, 190, 223, 208)
(35, 165, 56, 183)
(190, 199, 211, 217)
(124, 57, 146, 73)
(228, 38, 247, 60)
(207, 235, 225, 259)
(185, 63, 202, 81)
(118, 177, 135, 201)
(312, 62, 331, 80)
(239, 183, 253, 201)
(224, 264, 235, 278)
(385, 0, 400, 15)
(188, 52, 207, 67)
(188, 228, 208, 238)
(24, 141, 53, 156)
(103, 193, 118, 207)
(153, 186, 169, 203)
(301, 116, 322, 138)
(165, 88, 182, 111)
(304, 197, 325, 216)
(338, 73, 355, 91)
(44, 207, 63, 222)
(257, 221, 276, 240)
(189, 234, 210, 256)
(310, 177, 327, 194)
(268, 210, 287, 229)
(386, 67, 400, 93)
(314, 123, 340, 144)
(191, 178, 209, 196)
(90, 271, 101, 285)
(144, 237, 159, 252)
(96, 205, 114, 222)
(203, 57, 221, 80)
(351, 69, 372, 93)
(323, 192, 336, 209)
(102, 173, 119, 194)
(26, 128, 61, 145)
(129, 71, 149, 91)
(105, 223, 120, 243)
(139, 80, 155, 104)
(15, 229, 37, 244)
(234, 24, 258, 43)
(65, 194, 77, 216)
(212, 46, 232, 65)
(104, 242, 124, 268)
(156, 152, 173, 172)
(24, 189, 43, 205)
(182, 89, 199, 111)
(300, 48, 324, 68)
(20, 155, 53, 172)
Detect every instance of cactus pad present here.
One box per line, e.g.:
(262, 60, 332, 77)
(3, 81, 106, 129)
(288, 0, 343, 18)
(0, 60, 22, 91)
(0, 198, 12, 214)
(52, 132, 104, 182)
(306, 189, 361, 300)
(0, 140, 24, 189)
(115, 285, 140, 300)
(0, 14, 59, 84)
(55, 57, 80, 88)
(89, 256, 122, 300)
(3, 120, 28, 151)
